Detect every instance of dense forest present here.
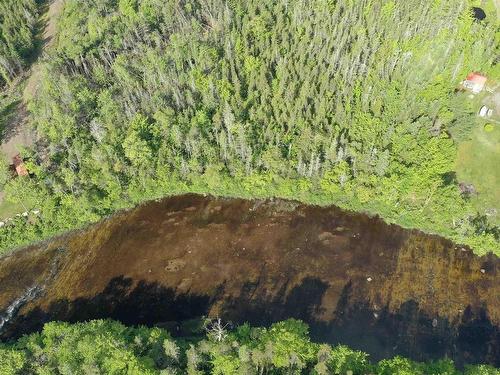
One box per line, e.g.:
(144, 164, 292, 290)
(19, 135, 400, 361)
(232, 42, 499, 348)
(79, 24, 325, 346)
(0, 318, 498, 374)
(0, 0, 499, 254)
(0, 0, 39, 86)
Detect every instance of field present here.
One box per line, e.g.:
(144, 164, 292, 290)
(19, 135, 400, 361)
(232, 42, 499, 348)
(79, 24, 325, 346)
(0, 195, 22, 221)
(455, 113, 500, 225)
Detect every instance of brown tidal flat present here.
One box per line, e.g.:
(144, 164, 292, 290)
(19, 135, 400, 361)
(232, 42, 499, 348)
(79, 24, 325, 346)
(0, 194, 498, 366)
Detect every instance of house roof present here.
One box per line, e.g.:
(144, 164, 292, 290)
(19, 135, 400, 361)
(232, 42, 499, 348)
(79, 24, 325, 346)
(463, 72, 487, 94)
(12, 154, 23, 167)
(12, 155, 28, 176)
(466, 72, 487, 85)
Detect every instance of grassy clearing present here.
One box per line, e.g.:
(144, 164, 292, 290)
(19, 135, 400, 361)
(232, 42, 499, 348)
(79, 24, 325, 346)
(455, 120, 500, 225)
(0, 197, 23, 220)
(0, 89, 21, 138)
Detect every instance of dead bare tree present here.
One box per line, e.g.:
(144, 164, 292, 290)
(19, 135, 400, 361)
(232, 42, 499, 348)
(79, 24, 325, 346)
(205, 317, 229, 342)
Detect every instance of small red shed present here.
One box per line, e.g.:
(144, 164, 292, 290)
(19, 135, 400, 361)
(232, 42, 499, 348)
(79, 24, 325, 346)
(12, 154, 28, 177)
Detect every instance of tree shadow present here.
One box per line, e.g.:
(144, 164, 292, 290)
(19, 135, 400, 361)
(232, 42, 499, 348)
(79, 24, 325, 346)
(308, 285, 499, 368)
(217, 278, 499, 368)
(1, 276, 212, 340)
(220, 277, 329, 325)
(28, 0, 52, 64)
(1, 276, 498, 368)
(0, 100, 22, 139)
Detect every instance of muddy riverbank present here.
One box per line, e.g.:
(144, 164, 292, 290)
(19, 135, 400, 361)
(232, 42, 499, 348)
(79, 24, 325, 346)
(0, 194, 498, 366)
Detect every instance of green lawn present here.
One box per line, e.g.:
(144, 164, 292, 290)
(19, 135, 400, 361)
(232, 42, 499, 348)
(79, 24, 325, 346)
(0, 197, 23, 221)
(455, 121, 500, 225)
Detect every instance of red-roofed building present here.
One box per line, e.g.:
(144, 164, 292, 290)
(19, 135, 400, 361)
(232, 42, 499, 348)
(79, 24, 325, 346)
(463, 72, 487, 94)
(12, 154, 28, 177)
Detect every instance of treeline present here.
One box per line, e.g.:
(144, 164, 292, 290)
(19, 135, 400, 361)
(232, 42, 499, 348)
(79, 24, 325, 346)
(0, 319, 498, 374)
(0, 0, 40, 86)
(0, 0, 499, 254)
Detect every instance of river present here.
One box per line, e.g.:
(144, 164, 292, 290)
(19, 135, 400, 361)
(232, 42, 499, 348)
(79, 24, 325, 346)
(0, 194, 498, 366)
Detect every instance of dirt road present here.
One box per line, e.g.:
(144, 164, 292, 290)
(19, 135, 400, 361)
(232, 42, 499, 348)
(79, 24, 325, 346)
(1, 0, 64, 160)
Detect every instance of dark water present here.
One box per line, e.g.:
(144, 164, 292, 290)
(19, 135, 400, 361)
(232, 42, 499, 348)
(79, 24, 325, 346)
(472, 7, 486, 21)
(0, 195, 498, 366)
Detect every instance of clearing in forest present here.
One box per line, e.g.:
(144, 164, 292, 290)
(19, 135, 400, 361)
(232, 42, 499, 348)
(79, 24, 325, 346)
(455, 92, 500, 226)
(0, 0, 64, 218)
(1, 0, 64, 157)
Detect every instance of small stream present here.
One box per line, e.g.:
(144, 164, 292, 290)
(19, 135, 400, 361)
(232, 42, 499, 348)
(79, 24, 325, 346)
(0, 194, 498, 366)
(0, 247, 63, 332)
(0, 285, 43, 332)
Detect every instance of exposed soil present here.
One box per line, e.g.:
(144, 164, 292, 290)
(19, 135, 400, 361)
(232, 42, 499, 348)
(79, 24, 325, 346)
(0, 0, 65, 160)
(23, 0, 64, 101)
(43, 0, 64, 48)
(0, 195, 498, 366)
